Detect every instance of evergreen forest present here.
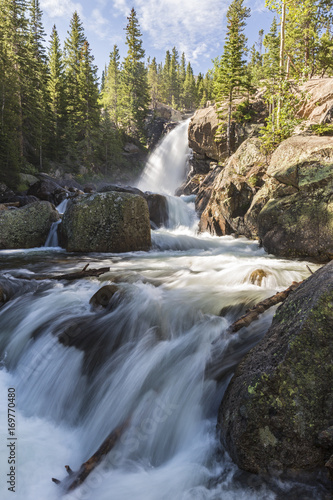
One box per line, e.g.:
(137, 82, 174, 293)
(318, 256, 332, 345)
(1, 0, 332, 189)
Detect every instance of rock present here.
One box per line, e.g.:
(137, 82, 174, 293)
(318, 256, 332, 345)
(0, 201, 59, 249)
(219, 261, 333, 476)
(258, 135, 333, 261)
(188, 103, 266, 161)
(266, 135, 333, 189)
(0, 183, 15, 203)
(98, 184, 145, 197)
(19, 173, 39, 187)
(123, 143, 141, 154)
(143, 193, 169, 228)
(198, 138, 267, 236)
(59, 192, 151, 253)
(298, 78, 333, 124)
(27, 174, 68, 204)
(83, 183, 96, 193)
(188, 106, 222, 161)
(248, 269, 269, 286)
(318, 427, 333, 449)
(89, 285, 120, 309)
(152, 102, 183, 122)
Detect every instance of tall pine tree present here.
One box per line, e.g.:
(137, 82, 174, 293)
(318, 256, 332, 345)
(118, 8, 150, 142)
(214, 0, 250, 156)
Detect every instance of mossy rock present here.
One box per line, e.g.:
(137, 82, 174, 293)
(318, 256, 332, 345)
(59, 192, 151, 253)
(219, 261, 333, 477)
(258, 188, 333, 262)
(0, 201, 59, 249)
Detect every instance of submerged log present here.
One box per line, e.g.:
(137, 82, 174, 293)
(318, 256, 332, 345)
(52, 418, 130, 491)
(227, 281, 301, 333)
(20, 264, 110, 281)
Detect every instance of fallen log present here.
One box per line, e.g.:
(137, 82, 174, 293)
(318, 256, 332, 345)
(19, 264, 110, 281)
(205, 280, 303, 381)
(52, 418, 130, 491)
(227, 281, 302, 334)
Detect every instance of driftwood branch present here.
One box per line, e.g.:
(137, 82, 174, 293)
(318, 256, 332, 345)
(227, 281, 302, 334)
(21, 265, 110, 281)
(52, 418, 130, 491)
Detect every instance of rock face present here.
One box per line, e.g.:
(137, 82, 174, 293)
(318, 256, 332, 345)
(188, 101, 266, 162)
(0, 201, 59, 249)
(298, 78, 333, 124)
(60, 192, 151, 253)
(258, 135, 333, 261)
(219, 261, 333, 476)
(198, 138, 267, 236)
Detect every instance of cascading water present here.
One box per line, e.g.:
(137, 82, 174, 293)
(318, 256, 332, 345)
(0, 123, 326, 500)
(137, 119, 191, 196)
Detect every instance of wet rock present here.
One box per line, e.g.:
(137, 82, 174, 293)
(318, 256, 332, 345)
(0, 201, 59, 249)
(89, 285, 120, 309)
(59, 192, 151, 253)
(248, 269, 269, 286)
(219, 261, 333, 476)
(143, 193, 169, 228)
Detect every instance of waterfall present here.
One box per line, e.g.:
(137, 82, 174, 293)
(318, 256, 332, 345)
(137, 119, 191, 196)
(44, 199, 69, 248)
(0, 120, 324, 500)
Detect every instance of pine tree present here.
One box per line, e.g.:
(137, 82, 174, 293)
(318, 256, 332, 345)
(118, 8, 150, 142)
(214, 0, 251, 156)
(182, 62, 196, 110)
(170, 47, 180, 107)
(77, 40, 100, 163)
(47, 24, 66, 161)
(147, 56, 160, 110)
(63, 10, 86, 156)
(101, 45, 120, 125)
(25, 0, 49, 169)
(161, 50, 171, 104)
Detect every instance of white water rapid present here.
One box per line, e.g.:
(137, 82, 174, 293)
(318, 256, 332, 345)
(137, 119, 191, 196)
(0, 123, 325, 500)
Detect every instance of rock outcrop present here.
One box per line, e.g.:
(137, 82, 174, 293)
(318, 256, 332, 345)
(59, 192, 151, 253)
(298, 78, 333, 124)
(258, 135, 333, 261)
(0, 201, 59, 249)
(198, 138, 267, 236)
(191, 79, 333, 261)
(219, 261, 333, 478)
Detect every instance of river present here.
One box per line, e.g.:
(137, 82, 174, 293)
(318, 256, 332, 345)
(0, 121, 325, 500)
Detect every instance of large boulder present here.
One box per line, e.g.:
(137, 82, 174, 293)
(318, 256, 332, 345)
(298, 78, 333, 124)
(0, 201, 59, 249)
(219, 262, 333, 478)
(198, 138, 267, 236)
(258, 135, 333, 261)
(27, 173, 70, 205)
(188, 101, 266, 162)
(59, 192, 151, 253)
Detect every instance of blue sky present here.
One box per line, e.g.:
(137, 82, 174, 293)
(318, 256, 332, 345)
(40, 0, 275, 79)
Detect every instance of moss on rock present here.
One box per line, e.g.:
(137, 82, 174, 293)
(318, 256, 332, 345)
(219, 262, 333, 476)
(60, 192, 151, 253)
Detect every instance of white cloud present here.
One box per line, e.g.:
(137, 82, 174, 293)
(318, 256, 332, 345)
(110, 0, 229, 66)
(40, 0, 83, 18)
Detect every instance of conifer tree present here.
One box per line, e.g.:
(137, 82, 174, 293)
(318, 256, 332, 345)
(63, 11, 86, 155)
(47, 25, 65, 161)
(101, 45, 120, 125)
(182, 62, 196, 110)
(147, 57, 160, 110)
(77, 40, 100, 162)
(214, 0, 250, 156)
(118, 8, 150, 141)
